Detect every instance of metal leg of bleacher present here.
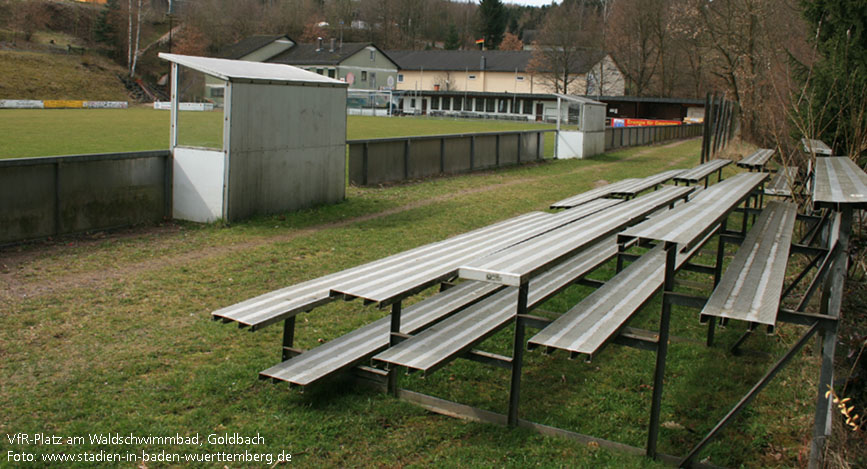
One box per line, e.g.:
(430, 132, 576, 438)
(681, 209, 849, 467)
(508, 283, 530, 427)
(282, 317, 296, 361)
(808, 208, 851, 469)
(704, 218, 729, 346)
(647, 244, 676, 459)
(680, 323, 820, 468)
(388, 301, 402, 397)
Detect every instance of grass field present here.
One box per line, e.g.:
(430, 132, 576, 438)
(0, 108, 556, 159)
(1, 134, 840, 468)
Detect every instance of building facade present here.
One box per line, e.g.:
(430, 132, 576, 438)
(388, 49, 625, 97)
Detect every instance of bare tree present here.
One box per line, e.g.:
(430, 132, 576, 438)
(527, 1, 601, 94)
(607, 0, 658, 95)
(499, 31, 523, 51)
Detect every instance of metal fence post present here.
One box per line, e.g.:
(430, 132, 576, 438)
(403, 139, 410, 180)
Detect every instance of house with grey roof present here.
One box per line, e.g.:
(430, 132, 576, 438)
(267, 41, 398, 92)
(219, 35, 295, 62)
(388, 49, 624, 97)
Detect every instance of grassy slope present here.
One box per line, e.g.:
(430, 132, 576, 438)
(0, 138, 824, 468)
(0, 110, 555, 158)
(0, 50, 129, 101)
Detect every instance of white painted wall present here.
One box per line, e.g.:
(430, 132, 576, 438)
(172, 147, 226, 222)
(556, 130, 605, 159)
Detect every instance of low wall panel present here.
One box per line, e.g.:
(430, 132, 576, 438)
(497, 134, 520, 167)
(443, 137, 472, 174)
(364, 141, 406, 186)
(0, 151, 169, 245)
(407, 139, 442, 179)
(472, 135, 499, 169)
(348, 130, 552, 186)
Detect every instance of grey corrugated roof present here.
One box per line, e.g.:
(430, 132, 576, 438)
(218, 35, 292, 60)
(387, 49, 604, 74)
(268, 42, 391, 66)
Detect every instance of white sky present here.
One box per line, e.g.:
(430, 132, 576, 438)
(477, 0, 559, 6)
(500, 0, 558, 6)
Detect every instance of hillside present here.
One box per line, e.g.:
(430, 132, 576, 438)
(0, 50, 130, 101)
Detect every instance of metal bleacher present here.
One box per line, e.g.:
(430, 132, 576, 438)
(210, 153, 867, 468)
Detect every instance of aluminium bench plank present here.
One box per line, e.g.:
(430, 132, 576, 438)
(701, 201, 797, 326)
(329, 198, 623, 305)
(527, 221, 713, 358)
(764, 167, 798, 197)
(673, 159, 732, 184)
(459, 185, 694, 287)
(609, 169, 686, 197)
(259, 280, 502, 386)
(619, 172, 768, 252)
(802, 138, 833, 156)
(736, 149, 774, 169)
(211, 211, 550, 329)
(550, 179, 641, 209)
(813, 156, 867, 210)
(374, 236, 619, 374)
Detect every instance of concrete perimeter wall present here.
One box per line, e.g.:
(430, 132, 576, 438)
(605, 124, 703, 150)
(0, 151, 170, 245)
(347, 130, 551, 186)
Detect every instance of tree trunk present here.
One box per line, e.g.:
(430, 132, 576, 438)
(130, 0, 143, 77)
(127, 0, 133, 72)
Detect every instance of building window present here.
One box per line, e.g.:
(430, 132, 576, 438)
(397, 74, 404, 83)
(328, 69, 336, 78)
(209, 87, 224, 98)
(516, 76, 525, 82)
(443, 97, 452, 110)
(523, 99, 533, 115)
(468, 74, 477, 80)
(316, 68, 324, 75)
(431, 96, 440, 110)
(454, 96, 463, 111)
(361, 71, 367, 81)
(410, 98, 416, 108)
(498, 99, 508, 113)
(485, 98, 495, 113)
(370, 50, 376, 61)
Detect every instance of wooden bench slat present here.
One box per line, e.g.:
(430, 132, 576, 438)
(259, 280, 502, 386)
(374, 236, 619, 373)
(701, 201, 798, 326)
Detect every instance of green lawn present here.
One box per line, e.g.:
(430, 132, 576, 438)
(0, 138, 830, 468)
(0, 108, 555, 159)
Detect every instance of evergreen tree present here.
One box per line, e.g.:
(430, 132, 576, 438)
(93, 0, 118, 44)
(444, 23, 461, 50)
(799, 0, 867, 158)
(478, 0, 506, 49)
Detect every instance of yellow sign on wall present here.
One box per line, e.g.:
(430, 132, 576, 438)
(43, 100, 85, 109)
